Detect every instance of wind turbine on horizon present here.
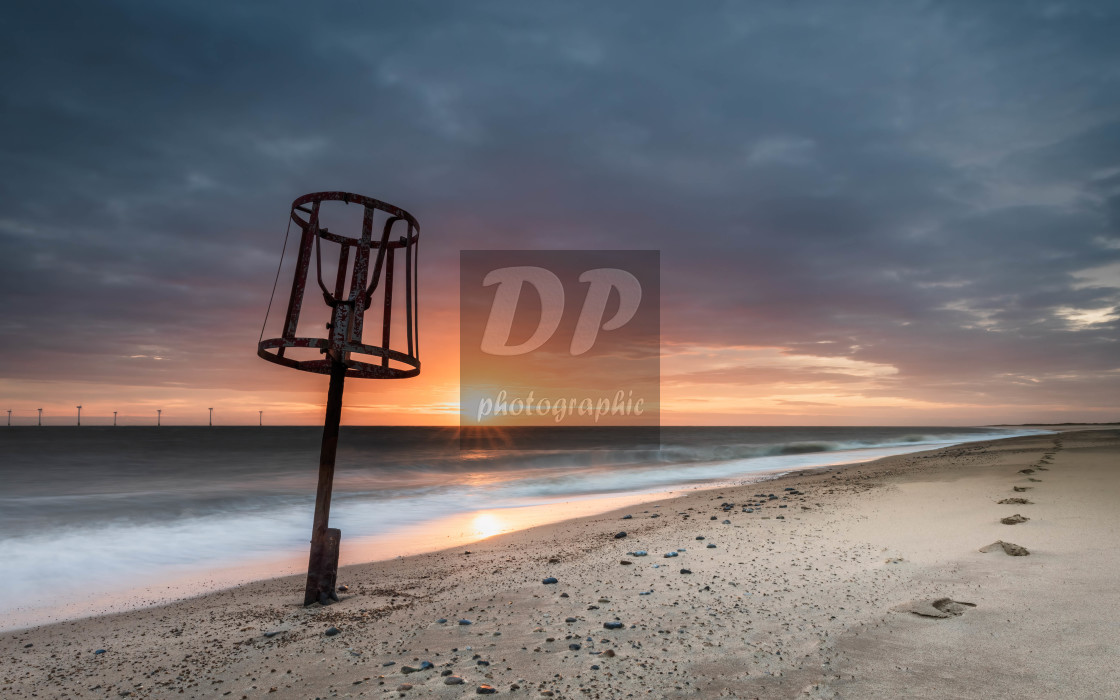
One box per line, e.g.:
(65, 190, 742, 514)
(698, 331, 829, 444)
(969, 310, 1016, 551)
(37, 408, 42, 426)
(76, 405, 82, 426)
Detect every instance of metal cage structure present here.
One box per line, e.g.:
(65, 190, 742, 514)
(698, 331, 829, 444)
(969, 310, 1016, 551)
(258, 191, 420, 379)
(257, 191, 421, 606)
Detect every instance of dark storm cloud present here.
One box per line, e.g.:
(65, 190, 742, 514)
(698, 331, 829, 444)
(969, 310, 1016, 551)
(0, 0, 1118, 414)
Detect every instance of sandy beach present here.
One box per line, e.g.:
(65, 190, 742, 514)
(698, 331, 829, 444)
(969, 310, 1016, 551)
(3, 429, 1118, 699)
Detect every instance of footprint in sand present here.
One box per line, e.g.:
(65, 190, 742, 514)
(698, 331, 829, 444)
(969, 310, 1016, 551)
(1013, 486, 1032, 492)
(1018, 469, 1035, 474)
(997, 497, 1033, 505)
(980, 540, 1030, 556)
(1000, 514, 1030, 525)
(892, 598, 977, 618)
(1028, 478, 1043, 482)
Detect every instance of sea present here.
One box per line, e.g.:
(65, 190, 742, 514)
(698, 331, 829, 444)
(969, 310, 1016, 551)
(0, 425, 1046, 629)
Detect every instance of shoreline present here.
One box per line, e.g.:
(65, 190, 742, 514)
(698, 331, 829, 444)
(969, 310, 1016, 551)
(0, 433, 1045, 633)
(5, 428, 1119, 698)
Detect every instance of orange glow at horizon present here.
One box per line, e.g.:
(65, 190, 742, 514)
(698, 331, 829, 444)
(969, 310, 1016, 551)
(3, 328, 1115, 427)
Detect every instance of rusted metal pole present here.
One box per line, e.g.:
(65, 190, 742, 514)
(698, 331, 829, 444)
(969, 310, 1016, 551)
(304, 356, 346, 605)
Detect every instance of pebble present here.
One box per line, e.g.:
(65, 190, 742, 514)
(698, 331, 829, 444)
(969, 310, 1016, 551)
(603, 621, 624, 630)
(397, 683, 412, 691)
(459, 619, 473, 625)
(632, 550, 648, 557)
(707, 543, 716, 548)
(695, 536, 705, 540)
(680, 568, 693, 574)
(445, 676, 465, 685)
(436, 618, 447, 624)
(542, 577, 558, 584)
(722, 520, 731, 524)
(591, 664, 600, 670)
(569, 643, 582, 650)
(94, 649, 106, 655)
(663, 552, 678, 558)
(477, 686, 497, 695)
(337, 584, 350, 592)
(324, 626, 340, 636)
(614, 531, 627, 539)
(622, 514, 633, 519)
(566, 616, 578, 622)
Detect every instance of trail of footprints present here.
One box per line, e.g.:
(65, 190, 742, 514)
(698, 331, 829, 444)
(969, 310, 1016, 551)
(902, 435, 1064, 618)
(989, 434, 1062, 542)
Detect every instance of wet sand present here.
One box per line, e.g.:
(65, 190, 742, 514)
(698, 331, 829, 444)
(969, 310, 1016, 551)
(3, 429, 1118, 699)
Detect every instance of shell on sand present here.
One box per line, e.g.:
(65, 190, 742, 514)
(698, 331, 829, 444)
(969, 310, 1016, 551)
(979, 540, 1030, 556)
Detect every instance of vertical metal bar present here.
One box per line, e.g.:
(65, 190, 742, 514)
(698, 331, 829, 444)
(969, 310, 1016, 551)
(404, 230, 414, 358)
(333, 246, 350, 300)
(381, 248, 394, 368)
(413, 226, 420, 361)
(304, 357, 346, 606)
(349, 206, 375, 343)
(282, 201, 320, 341)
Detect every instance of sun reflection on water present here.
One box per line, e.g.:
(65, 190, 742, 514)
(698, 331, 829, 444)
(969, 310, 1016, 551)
(470, 512, 507, 538)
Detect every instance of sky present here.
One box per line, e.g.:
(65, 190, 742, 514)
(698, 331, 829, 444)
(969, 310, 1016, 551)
(1, 0, 1118, 426)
